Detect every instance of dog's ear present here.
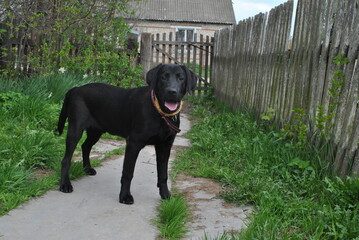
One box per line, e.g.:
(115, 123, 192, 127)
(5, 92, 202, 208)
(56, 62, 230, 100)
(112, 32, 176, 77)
(146, 64, 163, 87)
(180, 65, 197, 94)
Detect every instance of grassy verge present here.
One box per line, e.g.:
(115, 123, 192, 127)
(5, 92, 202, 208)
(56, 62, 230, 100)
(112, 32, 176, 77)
(0, 73, 102, 215)
(173, 95, 359, 239)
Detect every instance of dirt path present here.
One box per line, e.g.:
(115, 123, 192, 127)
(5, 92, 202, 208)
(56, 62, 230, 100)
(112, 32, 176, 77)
(0, 113, 251, 240)
(175, 173, 252, 239)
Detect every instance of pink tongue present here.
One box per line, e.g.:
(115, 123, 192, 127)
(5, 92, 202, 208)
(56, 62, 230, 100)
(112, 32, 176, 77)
(165, 102, 178, 111)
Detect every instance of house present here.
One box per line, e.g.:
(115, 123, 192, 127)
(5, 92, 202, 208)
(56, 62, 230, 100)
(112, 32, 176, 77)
(125, 0, 236, 42)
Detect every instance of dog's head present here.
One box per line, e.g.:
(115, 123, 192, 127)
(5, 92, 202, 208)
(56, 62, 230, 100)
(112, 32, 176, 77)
(146, 64, 197, 113)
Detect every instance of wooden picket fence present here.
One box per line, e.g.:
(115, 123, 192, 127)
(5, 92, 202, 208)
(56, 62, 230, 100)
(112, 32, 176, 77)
(212, 0, 359, 176)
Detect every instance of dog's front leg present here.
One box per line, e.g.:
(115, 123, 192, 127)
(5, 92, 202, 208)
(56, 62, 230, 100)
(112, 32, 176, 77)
(155, 141, 174, 200)
(119, 140, 144, 205)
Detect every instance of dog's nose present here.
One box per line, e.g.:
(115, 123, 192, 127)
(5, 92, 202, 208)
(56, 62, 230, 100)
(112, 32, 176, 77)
(167, 88, 178, 96)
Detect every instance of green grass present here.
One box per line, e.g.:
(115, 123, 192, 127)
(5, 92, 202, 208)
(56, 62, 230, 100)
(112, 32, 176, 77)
(101, 146, 126, 160)
(0, 73, 104, 215)
(154, 194, 189, 240)
(101, 133, 125, 141)
(173, 95, 359, 239)
(202, 232, 240, 240)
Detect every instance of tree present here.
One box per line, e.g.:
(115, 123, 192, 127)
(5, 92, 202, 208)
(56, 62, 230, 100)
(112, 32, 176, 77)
(0, 0, 142, 87)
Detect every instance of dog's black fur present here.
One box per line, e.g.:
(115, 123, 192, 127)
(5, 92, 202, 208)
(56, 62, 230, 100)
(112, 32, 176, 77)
(57, 64, 196, 204)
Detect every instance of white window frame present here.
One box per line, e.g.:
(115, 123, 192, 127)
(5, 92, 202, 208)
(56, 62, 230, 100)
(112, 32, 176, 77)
(173, 26, 200, 42)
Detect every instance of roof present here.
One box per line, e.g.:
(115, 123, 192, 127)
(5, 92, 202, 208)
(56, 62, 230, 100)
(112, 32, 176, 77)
(125, 0, 236, 25)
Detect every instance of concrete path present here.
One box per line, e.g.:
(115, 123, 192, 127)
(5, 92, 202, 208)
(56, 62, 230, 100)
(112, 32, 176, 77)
(0, 114, 191, 240)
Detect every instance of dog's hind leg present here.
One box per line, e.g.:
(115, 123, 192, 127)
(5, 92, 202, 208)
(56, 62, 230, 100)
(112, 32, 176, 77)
(82, 128, 102, 175)
(60, 124, 84, 193)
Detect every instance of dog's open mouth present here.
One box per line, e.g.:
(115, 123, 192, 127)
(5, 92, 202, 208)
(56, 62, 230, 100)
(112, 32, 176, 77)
(164, 101, 179, 111)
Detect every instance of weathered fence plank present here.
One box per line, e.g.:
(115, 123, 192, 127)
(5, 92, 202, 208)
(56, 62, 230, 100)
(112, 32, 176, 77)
(168, 32, 173, 64)
(212, 0, 359, 176)
(140, 33, 153, 80)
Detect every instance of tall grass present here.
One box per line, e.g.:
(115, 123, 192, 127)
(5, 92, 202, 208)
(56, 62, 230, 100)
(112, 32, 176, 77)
(0, 73, 99, 103)
(175, 95, 359, 239)
(0, 73, 98, 215)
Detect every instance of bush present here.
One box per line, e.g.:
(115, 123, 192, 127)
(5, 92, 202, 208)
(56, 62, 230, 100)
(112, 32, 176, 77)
(0, 0, 143, 87)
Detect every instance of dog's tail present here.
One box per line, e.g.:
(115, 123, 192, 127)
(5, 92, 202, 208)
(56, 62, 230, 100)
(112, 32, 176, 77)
(57, 90, 72, 135)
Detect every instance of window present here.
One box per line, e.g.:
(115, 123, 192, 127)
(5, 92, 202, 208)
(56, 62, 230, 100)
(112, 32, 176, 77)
(178, 28, 195, 42)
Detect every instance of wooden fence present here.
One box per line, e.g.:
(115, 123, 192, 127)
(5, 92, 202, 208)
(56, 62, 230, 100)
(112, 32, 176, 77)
(212, 0, 359, 176)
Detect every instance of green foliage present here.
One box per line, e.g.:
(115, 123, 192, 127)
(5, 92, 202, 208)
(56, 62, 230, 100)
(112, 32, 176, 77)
(184, 62, 211, 79)
(0, 91, 62, 169)
(260, 108, 275, 121)
(0, 161, 58, 215)
(174, 95, 359, 239)
(315, 104, 331, 138)
(202, 233, 240, 240)
(314, 53, 349, 139)
(291, 108, 309, 146)
(0, 28, 6, 39)
(0, 73, 97, 103)
(154, 195, 189, 240)
(1, 0, 143, 87)
(283, 53, 349, 143)
(0, 74, 101, 215)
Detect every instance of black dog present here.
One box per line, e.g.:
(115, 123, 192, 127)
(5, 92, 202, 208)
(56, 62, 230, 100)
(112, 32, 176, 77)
(57, 64, 196, 204)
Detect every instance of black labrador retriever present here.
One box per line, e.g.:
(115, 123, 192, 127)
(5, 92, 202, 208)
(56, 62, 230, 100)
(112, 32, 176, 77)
(57, 64, 196, 204)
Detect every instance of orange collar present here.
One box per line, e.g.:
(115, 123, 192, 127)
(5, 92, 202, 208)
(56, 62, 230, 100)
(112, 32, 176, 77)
(151, 90, 182, 117)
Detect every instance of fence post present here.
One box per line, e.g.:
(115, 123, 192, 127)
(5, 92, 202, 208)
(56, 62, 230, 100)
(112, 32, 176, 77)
(140, 32, 153, 81)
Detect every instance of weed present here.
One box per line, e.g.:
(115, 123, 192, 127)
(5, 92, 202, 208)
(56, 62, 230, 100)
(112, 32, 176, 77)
(286, 53, 349, 142)
(154, 195, 189, 239)
(260, 108, 275, 121)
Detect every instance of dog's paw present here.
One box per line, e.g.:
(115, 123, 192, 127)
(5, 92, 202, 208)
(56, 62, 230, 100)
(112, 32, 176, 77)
(84, 167, 97, 176)
(59, 183, 73, 193)
(159, 186, 171, 200)
(119, 192, 134, 205)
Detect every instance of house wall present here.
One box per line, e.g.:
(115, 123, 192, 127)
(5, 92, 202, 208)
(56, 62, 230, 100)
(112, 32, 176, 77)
(127, 20, 232, 40)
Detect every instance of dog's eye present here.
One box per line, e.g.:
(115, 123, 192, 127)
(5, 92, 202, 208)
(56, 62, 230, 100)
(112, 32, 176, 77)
(178, 75, 185, 81)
